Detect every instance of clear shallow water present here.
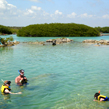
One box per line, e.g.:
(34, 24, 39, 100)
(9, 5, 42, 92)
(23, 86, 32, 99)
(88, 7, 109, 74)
(0, 35, 109, 109)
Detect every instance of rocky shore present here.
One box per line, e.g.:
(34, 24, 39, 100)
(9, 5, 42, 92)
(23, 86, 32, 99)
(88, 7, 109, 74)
(2, 38, 109, 47)
(46, 38, 73, 45)
(22, 41, 45, 45)
(83, 39, 109, 45)
(0, 40, 20, 47)
(22, 38, 73, 45)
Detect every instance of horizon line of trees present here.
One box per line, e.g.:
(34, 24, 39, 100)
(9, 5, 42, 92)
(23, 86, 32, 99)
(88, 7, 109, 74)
(95, 27, 109, 33)
(17, 23, 100, 37)
(0, 24, 109, 36)
(0, 25, 12, 35)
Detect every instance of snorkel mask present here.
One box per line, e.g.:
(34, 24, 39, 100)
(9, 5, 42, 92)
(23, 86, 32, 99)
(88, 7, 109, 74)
(18, 69, 25, 76)
(4, 81, 11, 88)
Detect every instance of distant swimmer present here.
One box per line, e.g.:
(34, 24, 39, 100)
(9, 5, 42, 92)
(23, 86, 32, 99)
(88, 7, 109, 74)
(93, 91, 109, 101)
(1, 80, 22, 94)
(15, 69, 28, 86)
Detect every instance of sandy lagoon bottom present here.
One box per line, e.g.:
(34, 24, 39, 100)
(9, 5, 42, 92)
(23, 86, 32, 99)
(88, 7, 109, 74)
(0, 35, 109, 109)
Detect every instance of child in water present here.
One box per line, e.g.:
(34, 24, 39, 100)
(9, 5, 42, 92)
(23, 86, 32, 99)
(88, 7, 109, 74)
(1, 80, 22, 94)
(94, 91, 109, 101)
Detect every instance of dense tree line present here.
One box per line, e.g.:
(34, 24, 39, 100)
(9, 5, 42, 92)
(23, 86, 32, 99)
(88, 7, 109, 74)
(17, 23, 100, 37)
(2, 24, 109, 36)
(95, 27, 109, 33)
(0, 25, 12, 34)
(8, 26, 23, 34)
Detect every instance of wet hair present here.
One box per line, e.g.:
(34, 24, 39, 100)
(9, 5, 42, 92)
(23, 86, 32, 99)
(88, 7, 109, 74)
(4, 80, 11, 85)
(94, 93, 100, 99)
(19, 69, 24, 73)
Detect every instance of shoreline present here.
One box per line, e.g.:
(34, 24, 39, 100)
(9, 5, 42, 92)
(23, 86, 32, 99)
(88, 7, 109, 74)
(0, 41, 20, 47)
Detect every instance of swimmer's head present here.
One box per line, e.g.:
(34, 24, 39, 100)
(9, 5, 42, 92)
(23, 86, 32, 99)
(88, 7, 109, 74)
(94, 93, 100, 100)
(19, 69, 25, 76)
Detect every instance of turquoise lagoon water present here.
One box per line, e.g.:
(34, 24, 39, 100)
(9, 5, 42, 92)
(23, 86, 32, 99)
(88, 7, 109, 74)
(0, 35, 109, 109)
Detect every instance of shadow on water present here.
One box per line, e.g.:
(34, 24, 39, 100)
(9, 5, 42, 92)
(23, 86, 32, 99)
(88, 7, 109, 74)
(26, 73, 60, 91)
(11, 73, 60, 95)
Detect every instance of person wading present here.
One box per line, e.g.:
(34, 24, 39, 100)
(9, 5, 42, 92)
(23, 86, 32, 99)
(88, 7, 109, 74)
(1, 80, 22, 94)
(15, 69, 28, 86)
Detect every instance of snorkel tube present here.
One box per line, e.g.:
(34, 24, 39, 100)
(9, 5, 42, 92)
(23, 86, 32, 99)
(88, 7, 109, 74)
(1, 79, 11, 89)
(18, 69, 25, 76)
(18, 70, 21, 75)
(1, 79, 4, 83)
(98, 90, 100, 94)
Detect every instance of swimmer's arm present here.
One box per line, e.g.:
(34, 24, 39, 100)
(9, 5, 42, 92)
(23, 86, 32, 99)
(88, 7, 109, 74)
(93, 99, 98, 101)
(15, 77, 19, 83)
(15, 77, 23, 83)
(15, 77, 23, 85)
(23, 76, 28, 81)
(100, 98, 104, 101)
(93, 98, 104, 102)
(5, 89, 22, 94)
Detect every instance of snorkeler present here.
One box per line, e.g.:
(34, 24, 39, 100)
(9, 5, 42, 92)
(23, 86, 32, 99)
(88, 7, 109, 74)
(1, 80, 22, 94)
(15, 69, 28, 86)
(94, 91, 109, 101)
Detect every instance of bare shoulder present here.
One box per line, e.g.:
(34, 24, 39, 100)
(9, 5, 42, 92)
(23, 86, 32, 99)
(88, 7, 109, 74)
(15, 76, 20, 80)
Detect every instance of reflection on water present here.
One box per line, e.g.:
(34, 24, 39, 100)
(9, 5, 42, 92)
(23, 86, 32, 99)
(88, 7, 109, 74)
(0, 35, 109, 109)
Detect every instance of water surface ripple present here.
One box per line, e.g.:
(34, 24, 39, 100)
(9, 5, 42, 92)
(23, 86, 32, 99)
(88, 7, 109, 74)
(0, 35, 109, 109)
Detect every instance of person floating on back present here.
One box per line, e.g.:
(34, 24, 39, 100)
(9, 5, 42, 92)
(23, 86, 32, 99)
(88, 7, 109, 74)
(15, 69, 28, 86)
(94, 91, 109, 101)
(1, 80, 22, 94)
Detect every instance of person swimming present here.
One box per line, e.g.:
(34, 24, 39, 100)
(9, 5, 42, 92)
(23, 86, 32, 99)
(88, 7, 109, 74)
(15, 69, 28, 86)
(1, 80, 22, 94)
(94, 91, 109, 101)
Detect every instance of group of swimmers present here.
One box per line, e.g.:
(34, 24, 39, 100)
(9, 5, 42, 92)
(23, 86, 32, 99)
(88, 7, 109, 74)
(1, 69, 28, 94)
(1, 70, 109, 102)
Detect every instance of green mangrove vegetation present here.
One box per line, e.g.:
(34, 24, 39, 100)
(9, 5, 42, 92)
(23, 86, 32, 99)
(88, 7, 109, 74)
(95, 27, 109, 33)
(1, 24, 109, 37)
(17, 23, 100, 37)
(8, 26, 22, 34)
(0, 25, 22, 35)
(0, 25, 12, 35)
(0, 36, 14, 45)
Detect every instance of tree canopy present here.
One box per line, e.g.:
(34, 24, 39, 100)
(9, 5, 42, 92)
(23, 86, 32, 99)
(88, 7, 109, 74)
(0, 25, 12, 34)
(95, 27, 109, 33)
(8, 26, 23, 34)
(17, 23, 100, 37)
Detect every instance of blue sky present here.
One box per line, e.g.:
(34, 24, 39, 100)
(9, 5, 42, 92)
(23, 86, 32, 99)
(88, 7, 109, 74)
(0, 0, 109, 27)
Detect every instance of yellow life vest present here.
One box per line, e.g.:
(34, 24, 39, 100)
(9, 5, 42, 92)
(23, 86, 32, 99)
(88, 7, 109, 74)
(1, 85, 11, 93)
(98, 95, 106, 100)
